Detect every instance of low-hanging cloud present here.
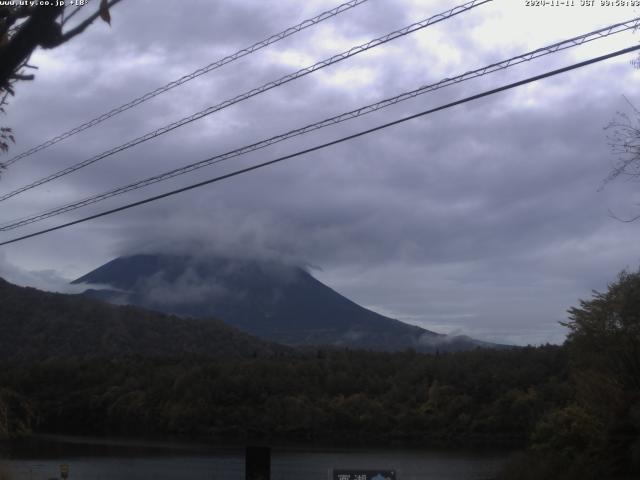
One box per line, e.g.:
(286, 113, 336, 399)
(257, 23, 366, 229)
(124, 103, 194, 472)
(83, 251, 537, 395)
(1, 1, 639, 345)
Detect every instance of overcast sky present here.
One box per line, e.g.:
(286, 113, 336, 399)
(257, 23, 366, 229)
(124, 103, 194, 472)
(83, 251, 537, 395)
(1, 0, 640, 345)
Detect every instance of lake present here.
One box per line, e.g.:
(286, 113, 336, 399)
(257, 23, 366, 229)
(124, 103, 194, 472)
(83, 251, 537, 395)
(0, 435, 512, 480)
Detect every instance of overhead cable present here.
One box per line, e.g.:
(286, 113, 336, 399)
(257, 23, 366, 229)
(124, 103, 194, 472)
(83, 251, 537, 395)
(0, 0, 492, 202)
(1, 17, 636, 231)
(1, 0, 372, 167)
(1, 43, 637, 247)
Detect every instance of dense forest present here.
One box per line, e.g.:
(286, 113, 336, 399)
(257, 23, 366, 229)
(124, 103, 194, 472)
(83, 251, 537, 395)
(0, 270, 639, 479)
(0, 346, 568, 444)
(0, 278, 286, 362)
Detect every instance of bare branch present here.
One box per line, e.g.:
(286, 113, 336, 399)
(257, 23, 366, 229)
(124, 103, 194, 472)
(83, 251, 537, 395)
(9, 73, 34, 81)
(604, 99, 640, 184)
(603, 97, 640, 221)
(54, 0, 123, 46)
(62, 1, 92, 26)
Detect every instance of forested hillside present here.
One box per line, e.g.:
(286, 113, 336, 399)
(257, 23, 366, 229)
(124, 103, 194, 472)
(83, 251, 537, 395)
(1, 271, 639, 479)
(0, 278, 285, 362)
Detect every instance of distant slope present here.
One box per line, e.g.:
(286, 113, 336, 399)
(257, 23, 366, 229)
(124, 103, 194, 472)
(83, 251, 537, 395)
(0, 277, 284, 362)
(73, 254, 495, 352)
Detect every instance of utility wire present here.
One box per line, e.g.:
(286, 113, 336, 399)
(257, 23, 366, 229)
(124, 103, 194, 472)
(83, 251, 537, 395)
(0, 0, 491, 202)
(1, 44, 637, 247)
(1, 0, 371, 167)
(1, 17, 637, 232)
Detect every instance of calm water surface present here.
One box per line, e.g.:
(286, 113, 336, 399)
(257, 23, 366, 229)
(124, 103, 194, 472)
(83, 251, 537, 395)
(0, 435, 513, 480)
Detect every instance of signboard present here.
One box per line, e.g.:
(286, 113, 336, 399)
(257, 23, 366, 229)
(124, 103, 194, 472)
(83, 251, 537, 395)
(333, 470, 396, 480)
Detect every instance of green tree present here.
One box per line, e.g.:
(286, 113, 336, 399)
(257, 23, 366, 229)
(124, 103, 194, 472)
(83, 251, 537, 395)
(557, 269, 640, 475)
(563, 269, 640, 391)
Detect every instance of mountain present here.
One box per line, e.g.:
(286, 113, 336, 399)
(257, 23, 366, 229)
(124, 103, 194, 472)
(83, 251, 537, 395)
(0, 277, 284, 363)
(73, 253, 494, 352)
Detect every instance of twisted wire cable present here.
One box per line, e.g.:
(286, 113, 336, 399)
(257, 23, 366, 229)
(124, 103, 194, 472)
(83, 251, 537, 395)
(1, 43, 638, 247)
(1, 15, 637, 232)
(0, 0, 492, 202)
(2, 0, 371, 167)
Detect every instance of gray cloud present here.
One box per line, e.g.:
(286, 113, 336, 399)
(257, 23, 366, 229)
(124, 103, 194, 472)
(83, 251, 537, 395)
(0, 251, 80, 293)
(135, 267, 237, 309)
(1, 1, 639, 345)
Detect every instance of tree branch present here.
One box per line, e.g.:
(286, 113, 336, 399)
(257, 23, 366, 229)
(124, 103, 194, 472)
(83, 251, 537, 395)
(9, 73, 34, 81)
(61, 1, 91, 26)
(53, 0, 123, 47)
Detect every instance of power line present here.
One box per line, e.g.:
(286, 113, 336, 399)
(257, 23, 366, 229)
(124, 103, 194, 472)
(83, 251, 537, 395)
(1, 44, 637, 248)
(0, 0, 491, 202)
(1, 0, 371, 167)
(1, 17, 637, 232)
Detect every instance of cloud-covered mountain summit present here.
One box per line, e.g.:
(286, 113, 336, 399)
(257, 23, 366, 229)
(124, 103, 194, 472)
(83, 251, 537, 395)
(73, 253, 496, 352)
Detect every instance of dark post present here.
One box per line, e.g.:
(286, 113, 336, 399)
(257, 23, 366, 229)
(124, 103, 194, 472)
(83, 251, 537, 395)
(246, 445, 271, 480)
